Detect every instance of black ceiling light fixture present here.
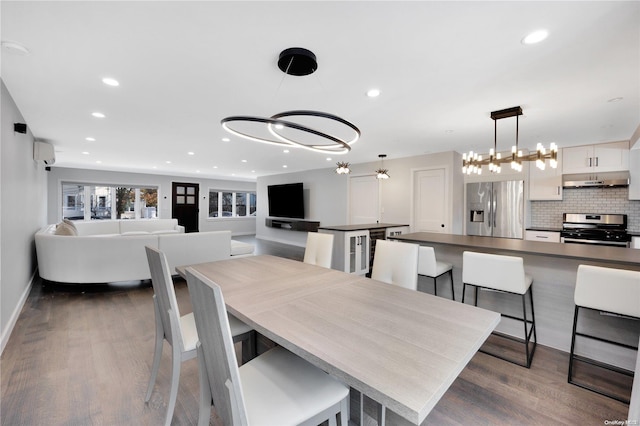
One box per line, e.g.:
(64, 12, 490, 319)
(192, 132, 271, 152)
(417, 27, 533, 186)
(277, 47, 317, 76)
(221, 47, 360, 155)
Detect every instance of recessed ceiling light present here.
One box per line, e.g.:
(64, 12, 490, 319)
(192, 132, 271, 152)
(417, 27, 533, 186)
(522, 29, 548, 45)
(241, 159, 247, 163)
(1, 41, 30, 56)
(366, 88, 381, 98)
(92, 112, 105, 118)
(445, 129, 454, 134)
(152, 166, 158, 169)
(165, 160, 172, 164)
(283, 149, 290, 153)
(213, 166, 218, 169)
(85, 137, 96, 142)
(275, 124, 284, 130)
(187, 151, 195, 156)
(283, 165, 288, 168)
(251, 170, 256, 173)
(326, 157, 332, 161)
(102, 77, 119, 87)
(222, 137, 230, 142)
(196, 170, 201, 173)
(96, 160, 102, 164)
(82, 151, 90, 155)
(607, 97, 623, 103)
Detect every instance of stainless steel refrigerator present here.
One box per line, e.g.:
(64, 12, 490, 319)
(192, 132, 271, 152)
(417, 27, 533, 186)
(466, 180, 524, 239)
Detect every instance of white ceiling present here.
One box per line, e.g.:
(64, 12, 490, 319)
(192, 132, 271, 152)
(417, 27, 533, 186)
(2, 1, 639, 181)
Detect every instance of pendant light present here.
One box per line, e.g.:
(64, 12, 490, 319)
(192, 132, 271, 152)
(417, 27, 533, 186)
(375, 154, 390, 179)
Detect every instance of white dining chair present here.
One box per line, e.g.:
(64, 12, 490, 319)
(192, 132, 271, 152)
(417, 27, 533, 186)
(462, 251, 537, 368)
(371, 239, 419, 290)
(569, 264, 640, 403)
(185, 266, 350, 426)
(418, 246, 455, 300)
(144, 246, 255, 426)
(303, 232, 334, 269)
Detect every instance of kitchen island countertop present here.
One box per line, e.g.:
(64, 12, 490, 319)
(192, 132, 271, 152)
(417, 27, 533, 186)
(392, 232, 639, 266)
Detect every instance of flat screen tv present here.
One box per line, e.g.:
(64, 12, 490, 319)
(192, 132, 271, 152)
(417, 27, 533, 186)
(268, 182, 305, 219)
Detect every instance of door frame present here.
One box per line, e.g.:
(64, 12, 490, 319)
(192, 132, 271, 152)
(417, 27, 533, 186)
(410, 165, 451, 233)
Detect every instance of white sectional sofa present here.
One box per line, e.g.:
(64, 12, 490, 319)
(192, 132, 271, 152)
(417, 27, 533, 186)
(35, 219, 254, 284)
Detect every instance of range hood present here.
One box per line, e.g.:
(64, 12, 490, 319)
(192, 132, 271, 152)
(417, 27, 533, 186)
(562, 171, 630, 188)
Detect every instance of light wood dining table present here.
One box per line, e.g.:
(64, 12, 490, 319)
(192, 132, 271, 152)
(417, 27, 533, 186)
(178, 254, 500, 425)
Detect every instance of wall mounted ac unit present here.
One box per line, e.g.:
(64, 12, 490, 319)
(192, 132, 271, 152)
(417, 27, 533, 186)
(34, 141, 56, 165)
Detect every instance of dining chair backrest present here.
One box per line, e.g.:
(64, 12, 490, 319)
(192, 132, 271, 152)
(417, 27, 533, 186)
(575, 264, 640, 318)
(303, 232, 334, 269)
(146, 246, 182, 348)
(371, 239, 419, 290)
(462, 251, 528, 294)
(185, 267, 248, 426)
(417, 246, 438, 276)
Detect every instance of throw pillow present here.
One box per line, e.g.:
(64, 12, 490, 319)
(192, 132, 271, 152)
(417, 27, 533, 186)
(54, 221, 77, 236)
(62, 218, 78, 233)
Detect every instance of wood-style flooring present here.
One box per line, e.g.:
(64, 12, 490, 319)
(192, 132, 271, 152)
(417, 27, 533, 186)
(1, 237, 632, 425)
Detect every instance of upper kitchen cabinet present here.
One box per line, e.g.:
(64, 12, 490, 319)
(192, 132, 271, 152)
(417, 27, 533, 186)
(562, 141, 629, 174)
(629, 148, 640, 200)
(529, 149, 563, 200)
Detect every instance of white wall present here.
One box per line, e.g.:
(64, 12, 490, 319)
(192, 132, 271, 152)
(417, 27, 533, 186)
(257, 151, 464, 246)
(1, 81, 48, 352)
(46, 168, 257, 235)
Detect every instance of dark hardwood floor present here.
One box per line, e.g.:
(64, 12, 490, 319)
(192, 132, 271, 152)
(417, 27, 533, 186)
(1, 237, 632, 425)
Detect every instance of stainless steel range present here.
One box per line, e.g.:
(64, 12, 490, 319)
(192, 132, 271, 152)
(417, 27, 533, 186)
(561, 213, 631, 247)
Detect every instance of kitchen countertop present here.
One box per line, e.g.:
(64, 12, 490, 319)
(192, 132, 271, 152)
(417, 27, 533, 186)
(318, 223, 409, 232)
(392, 232, 639, 266)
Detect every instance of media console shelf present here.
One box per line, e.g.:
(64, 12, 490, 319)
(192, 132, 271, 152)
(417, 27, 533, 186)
(265, 218, 320, 232)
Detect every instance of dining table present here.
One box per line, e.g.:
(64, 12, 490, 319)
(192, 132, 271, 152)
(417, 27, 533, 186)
(178, 254, 500, 425)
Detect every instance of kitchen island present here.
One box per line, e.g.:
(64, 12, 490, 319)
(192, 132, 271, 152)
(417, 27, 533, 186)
(391, 232, 639, 370)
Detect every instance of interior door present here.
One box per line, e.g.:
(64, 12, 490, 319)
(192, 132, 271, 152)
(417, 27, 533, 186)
(349, 175, 379, 224)
(172, 182, 199, 233)
(413, 168, 448, 233)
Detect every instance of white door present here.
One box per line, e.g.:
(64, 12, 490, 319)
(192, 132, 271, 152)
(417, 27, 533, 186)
(413, 168, 448, 233)
(349, 175, 379, 224)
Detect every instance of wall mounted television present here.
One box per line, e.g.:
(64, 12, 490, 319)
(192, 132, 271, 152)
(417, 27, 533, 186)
(268, 182, 305, 219)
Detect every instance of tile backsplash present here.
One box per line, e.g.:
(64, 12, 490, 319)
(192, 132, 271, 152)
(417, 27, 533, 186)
(530, 187, 640, 232)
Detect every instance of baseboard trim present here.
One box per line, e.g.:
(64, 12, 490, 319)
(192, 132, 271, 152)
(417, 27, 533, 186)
(0, 270, 36, 355)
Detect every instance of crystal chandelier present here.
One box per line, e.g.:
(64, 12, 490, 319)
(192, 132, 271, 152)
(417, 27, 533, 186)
(462, 106, 558, 175)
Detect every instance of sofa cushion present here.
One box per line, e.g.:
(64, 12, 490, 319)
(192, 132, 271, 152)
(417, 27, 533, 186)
(73, 220, 120, 236)
(151, 229, 180, 235)
(121, 231, 151, 236)
(119, 219, 179, 234)
(54, 221, 77, 236)
(231, 239, 255, 256)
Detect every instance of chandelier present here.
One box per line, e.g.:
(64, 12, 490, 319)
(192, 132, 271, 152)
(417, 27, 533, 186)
(462, 106, 558, 175)
(221, 48, 361, 154)
(335, 161, 351, 174)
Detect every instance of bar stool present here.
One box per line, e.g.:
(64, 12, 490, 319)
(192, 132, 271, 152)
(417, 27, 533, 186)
(418, 246, 455, 300)
(462, 251, 537, 368)
(568, 264, 640, 403)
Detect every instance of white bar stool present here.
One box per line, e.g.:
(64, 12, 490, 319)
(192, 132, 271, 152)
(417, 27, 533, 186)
(462, 251, 537, 368)
(569, 264, 640, 403)
(418, 246, 455, 300)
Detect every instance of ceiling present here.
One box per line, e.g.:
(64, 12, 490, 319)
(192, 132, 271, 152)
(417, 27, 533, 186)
(2, 1, 639, 181)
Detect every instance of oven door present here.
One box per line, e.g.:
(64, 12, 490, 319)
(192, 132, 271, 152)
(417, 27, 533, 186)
(560, 236, 630, 248)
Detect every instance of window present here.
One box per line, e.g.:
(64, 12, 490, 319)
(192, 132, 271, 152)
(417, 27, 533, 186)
(62, 182, 158, 221)
(208, 190, 256, 218)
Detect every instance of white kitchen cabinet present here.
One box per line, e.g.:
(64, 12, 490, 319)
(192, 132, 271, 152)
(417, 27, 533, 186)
(320, 229, 370, 275)
(632, 236, 640, 249)
(525, 230, 561, 243)
(562, 141, 629, 174)
(629, 148, 640, 200)
(529, 149, 563, 200)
